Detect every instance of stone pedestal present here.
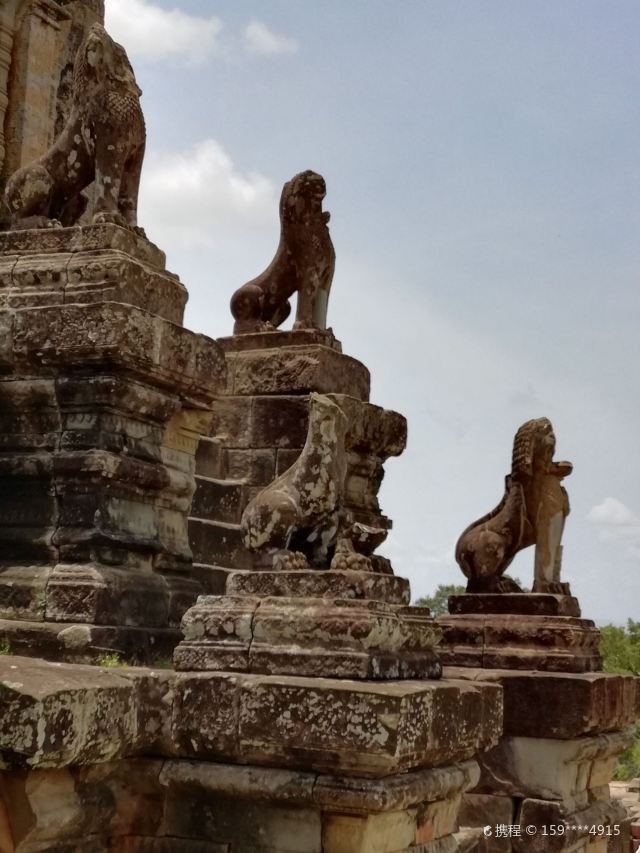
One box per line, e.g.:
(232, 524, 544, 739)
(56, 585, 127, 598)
(440, 593, 602, 672)
(439, 595, 639, 852)
(0, 225, 225, 663)
(0, 654, 503, 852)
(183, 328, 442, 679)
(171, 328, 504, 851)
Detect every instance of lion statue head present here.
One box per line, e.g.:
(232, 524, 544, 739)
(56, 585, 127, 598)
(280, 170, 330, 227)
(511, 417, 555, 479)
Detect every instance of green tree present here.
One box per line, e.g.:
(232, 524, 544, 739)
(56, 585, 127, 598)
(600, 620, 640, 780)
(600, 620, 640, 677)
(414, 584, 466, 617)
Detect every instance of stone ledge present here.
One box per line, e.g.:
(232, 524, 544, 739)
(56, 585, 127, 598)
(437, 613, 602, 673)
(448, 594, 581, 618)
(0, 757, 483, 852)
(476, 730, 634, 801)
(171, 671, 502, 777)
(0, 656, 502, 778)
(225, 569, 411, 605)
(3, 302, 225, 404)
(224, 345, 370, 400)
(218, 328, 342, 353)
(443, 667, 640, 738)
(0, 621, 182, 666)
(160, 758, 480, 813)
(0, 247, 187, 325)
(0, 224, 166, 268)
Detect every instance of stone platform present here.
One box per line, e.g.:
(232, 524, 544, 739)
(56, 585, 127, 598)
(0, 654, 502, 852)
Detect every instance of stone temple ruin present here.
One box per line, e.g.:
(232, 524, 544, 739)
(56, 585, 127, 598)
(0, 4, 638, 853)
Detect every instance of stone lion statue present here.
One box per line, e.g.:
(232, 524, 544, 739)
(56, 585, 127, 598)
(455, 417, 572, 594)
(230, 170, 335, 334)
(3, 23, 145, 231)
(241, 393, 347, 569)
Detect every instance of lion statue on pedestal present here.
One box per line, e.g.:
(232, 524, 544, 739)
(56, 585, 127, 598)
(455, 417, 572, 594)
(230, 170, 335, 334)
(3, 23, 145, 231)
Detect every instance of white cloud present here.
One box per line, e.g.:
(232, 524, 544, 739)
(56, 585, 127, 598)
(139, 139, 277, 249)
(243, 20, 298, 56)
(587, 497, 640, 559)
(105, 0, 222, 63)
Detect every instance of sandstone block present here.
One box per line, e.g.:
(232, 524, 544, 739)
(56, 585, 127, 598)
(0, 224, 165, 268)
(438, 614, 602, 672)
(225, 569, 411, 605)
(322, 810, 416, 853)
(225, 346, 370, 400)
(458, 793, 514, 831)
(191, 478, 246, 525)
(0, 656, 136, 768)
(174, 595, 441, 680)
(189, 521, 252, 570)
(448, 594, 581, 618)
(476, 731, 634, 800)
(222, 449, 276, 485)
(444, 668, 640, 738)
(170, 672, 501, 777)
(10, 303, 225, 404)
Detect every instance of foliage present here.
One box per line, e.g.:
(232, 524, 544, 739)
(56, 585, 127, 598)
(97, 652, 125, 668)
(613, 721, 640, 780)
(0, 638, 10, 656)
(414, 584, 465, 617)
(600, 620, 640, 780)
(600, 620, 640, 677)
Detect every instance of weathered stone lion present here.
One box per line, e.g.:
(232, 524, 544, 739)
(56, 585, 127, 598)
(230, 170, 335, 334)
(241, 393, 347, 569)
(3, 23, 145, 230)
(455, 417, 572, 594)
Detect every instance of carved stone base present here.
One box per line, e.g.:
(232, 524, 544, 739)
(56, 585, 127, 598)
(225, 568, 411, 604)
(449, 593, 581, 618)
(218, 330, 371, 399)
(0, 223, 187, 323)
(174, 594, 442, 680)
(437, 613, 602, 672)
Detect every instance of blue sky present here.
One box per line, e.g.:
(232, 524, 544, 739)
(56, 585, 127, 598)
(106, 0, 640, 623)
